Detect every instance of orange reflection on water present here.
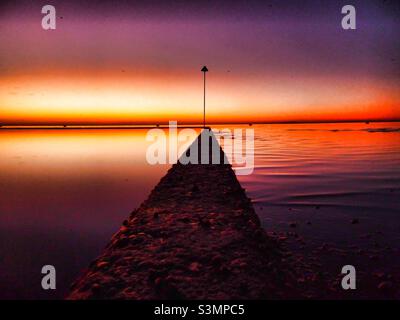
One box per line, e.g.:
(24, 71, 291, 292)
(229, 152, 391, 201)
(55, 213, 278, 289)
(0, 128, 199, 229)
(0, 123, 399, 299)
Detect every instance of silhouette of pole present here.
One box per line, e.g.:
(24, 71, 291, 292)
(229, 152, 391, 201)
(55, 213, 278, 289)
(201, 66, 208, 128)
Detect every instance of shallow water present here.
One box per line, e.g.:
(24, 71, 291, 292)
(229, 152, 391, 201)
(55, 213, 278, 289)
(0, 123, 399, 299)
(0, 129, 185, 299)
(233, 122, 400, 298)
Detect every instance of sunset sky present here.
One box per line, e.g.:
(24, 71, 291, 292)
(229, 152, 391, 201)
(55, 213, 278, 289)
(0, 0, 399, 124)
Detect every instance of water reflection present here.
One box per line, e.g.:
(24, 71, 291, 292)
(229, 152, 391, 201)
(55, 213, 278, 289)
(0, 128, 197, 299)
(1, 123, 399, 299)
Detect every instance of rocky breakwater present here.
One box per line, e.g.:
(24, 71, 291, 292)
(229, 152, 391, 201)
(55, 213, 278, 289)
(68, 130, 299, 299)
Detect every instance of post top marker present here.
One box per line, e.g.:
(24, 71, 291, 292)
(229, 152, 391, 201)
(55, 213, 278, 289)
(201, 66, 208, 72)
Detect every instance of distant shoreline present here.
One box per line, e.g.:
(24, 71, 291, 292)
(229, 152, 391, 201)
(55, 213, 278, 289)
(1, 119, 400, 130)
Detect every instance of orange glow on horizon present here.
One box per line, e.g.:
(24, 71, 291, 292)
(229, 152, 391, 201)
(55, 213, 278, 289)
(1, 70, 399, 125)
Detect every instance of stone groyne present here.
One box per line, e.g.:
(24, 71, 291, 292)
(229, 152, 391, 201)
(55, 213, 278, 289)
(68, 130, 298, 299)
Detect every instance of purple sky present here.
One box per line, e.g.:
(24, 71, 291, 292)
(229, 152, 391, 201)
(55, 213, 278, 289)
(1, 0, 399, 123)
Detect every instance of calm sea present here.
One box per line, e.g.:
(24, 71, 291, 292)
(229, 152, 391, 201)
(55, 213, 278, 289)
(1, 122, 399, 299)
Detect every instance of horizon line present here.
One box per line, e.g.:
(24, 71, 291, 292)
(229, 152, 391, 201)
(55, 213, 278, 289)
(1, 119, 400, 130)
